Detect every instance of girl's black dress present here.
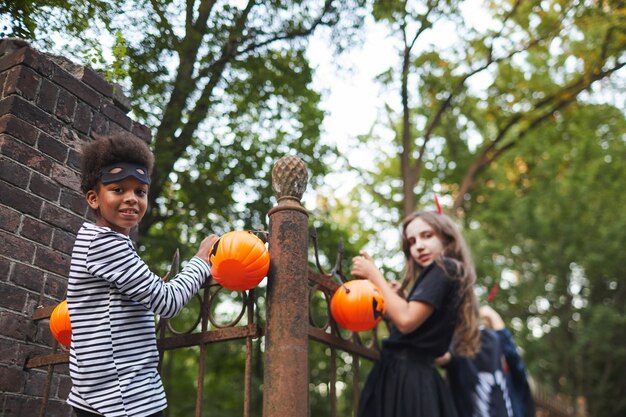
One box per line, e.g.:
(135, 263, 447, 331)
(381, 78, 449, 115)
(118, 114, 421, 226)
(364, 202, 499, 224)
(357, 261, 460, 417)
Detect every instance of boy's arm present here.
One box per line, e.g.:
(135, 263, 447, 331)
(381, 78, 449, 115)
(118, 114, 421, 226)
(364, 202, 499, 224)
(86, 231, 211, 318)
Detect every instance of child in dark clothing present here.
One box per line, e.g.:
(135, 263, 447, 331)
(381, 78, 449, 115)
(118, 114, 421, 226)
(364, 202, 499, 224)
(481, 306, 535, 417)
(437, 305, 535, 417)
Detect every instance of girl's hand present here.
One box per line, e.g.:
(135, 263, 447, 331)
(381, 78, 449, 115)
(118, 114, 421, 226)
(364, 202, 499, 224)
(351, 251, 383, 284)
(434, 352, 451, 367)
(479, 305, 505, 330)
(196, 234, 219, 262)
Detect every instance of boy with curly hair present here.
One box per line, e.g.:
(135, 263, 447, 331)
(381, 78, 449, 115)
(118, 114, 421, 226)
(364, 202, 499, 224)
(67, 133, 217, 417)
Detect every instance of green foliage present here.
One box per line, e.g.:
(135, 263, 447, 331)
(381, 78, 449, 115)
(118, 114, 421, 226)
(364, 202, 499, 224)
(309, 341, 374, 417)
(6, 1, 369, 415)
(5, 0, 626, 415)
(347, 0, 625, 414)
(466, 102, 626, 416)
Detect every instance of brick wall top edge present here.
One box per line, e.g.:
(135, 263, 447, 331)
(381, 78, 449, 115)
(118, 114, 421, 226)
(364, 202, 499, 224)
(0, 39, 137, 118)
(0, 39, 153, 143)
(0, 40, 55, 78)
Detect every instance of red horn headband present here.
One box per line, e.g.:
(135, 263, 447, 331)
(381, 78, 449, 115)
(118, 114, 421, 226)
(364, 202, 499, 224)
(434, 195, 442, 214)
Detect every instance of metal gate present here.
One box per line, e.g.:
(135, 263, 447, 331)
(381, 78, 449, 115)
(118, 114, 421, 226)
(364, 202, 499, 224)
(27, 155, 381, 417)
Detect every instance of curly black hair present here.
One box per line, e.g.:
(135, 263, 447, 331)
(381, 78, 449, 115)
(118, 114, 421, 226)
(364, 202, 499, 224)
(80, 133, 154, 193)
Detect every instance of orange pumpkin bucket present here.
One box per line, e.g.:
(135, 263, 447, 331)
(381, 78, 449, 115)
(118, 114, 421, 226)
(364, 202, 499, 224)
(209, 231, 270, 291)
(330, 279, 385, 332)
(49, 299, 72, 347)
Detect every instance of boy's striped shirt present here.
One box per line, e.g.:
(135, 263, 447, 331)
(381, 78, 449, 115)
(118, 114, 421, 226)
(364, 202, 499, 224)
(67, 223, 210, 416)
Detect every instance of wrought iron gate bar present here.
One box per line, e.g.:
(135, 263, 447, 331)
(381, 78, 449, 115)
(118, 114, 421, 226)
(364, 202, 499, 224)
(308, 269, 340, 291)
(157, 324, 262, 350)
(25, 352, 69, 368)
(308, 327, 380, 361)
(306, 219, 382, 416)
(32, 305, 56, 320)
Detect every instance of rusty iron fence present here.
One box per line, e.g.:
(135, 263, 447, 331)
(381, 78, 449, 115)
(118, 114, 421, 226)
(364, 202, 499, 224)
(307, 229, 381, 416)
(25, 155, 579, 417)
(26, 155, 379, 417)
(28, 280, 262, 417)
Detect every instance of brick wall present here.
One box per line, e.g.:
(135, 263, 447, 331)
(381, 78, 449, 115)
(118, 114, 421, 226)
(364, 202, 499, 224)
(0, 38, 151, 417)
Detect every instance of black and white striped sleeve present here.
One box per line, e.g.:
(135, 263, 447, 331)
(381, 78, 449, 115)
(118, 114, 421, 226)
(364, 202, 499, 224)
(85, 230, 211, 318)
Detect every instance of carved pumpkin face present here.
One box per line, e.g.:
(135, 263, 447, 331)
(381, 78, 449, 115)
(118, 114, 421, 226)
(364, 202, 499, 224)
(330, 280, 385, 332)
(209, 231, 270, 291)
(49, 300, 71, 347)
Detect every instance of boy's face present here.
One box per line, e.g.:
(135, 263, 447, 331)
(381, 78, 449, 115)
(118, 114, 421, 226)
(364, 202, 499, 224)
(86, 177, 148, 236)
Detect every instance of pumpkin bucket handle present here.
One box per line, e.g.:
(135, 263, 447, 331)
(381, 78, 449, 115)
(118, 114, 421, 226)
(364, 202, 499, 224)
(208, 237, 220, 269)
(330, 240, 350, 293)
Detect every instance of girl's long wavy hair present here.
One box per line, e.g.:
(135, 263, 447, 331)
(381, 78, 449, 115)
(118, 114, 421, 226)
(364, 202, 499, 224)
(399, 211, 480, 357)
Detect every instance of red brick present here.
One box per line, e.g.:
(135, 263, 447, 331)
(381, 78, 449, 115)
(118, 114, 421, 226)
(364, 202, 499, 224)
(34, 245, 71, 277)
(29, 171, 61, 201)
(60, 189, 87, 215)
(15, 343, 51, 367)
(2, 394, 42, 417)
(131, 121, 153, 143)
(43, 398, 73, 417)
(108, 121, 133, 139)
(90, 111, 109, 137)
(80, 66, 113, 97)
(0, 366, 25, 393)
(0, 44, 54, 76)
(0, 255, 11, 281)
(0, 96, 64, 137)
(0, 180, 44, 217)
(1, 134, 54, 175)
(58, 126, 82, 150)
(50, 163, 80, 192)
(51, 65, 101, 109)
(0, 338, 22, 366)
(37, 78, 60, 113)
(0, 204, 22, 234)
(0, 114, 39, 145)
(56, 374, 73, 398)
(23, 369, 52, 396)
(67, 148, 82, 171)
(4, 66, 41, 101)
(35, 322, 55, 346)
(0, 204, 21, 233)
(11, 261, 45, 292)
(0, 70, 7, 99)
(41, 203, 83, 233)
(102, 101, 132, 130)
(33, 317, 57, 346)
(0, 230, 36, 263)
(38, 132, 69, 163)
(55, 89, 76, 124)
(43, 273, 67, 300)
(0, 156, 31, 188)
(112, 85, 131, 113)
(20, 216, 54, 246)
(0, 283, 29, 312)
(73, 101, 92, 134)
(52, 229, 76, 255)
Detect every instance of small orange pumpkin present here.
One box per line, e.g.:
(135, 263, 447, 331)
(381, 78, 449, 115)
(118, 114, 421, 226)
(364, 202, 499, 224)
(209, 231, 270, 291)
(330, 280, 385, 332)
(49, 300, 71, 347)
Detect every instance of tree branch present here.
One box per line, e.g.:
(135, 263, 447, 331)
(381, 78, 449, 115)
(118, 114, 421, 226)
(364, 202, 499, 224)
(452, 59, 626, 210)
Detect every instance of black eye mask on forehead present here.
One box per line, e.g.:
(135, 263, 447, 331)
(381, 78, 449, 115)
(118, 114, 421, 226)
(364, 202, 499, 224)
(99, 162, 151, 185)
